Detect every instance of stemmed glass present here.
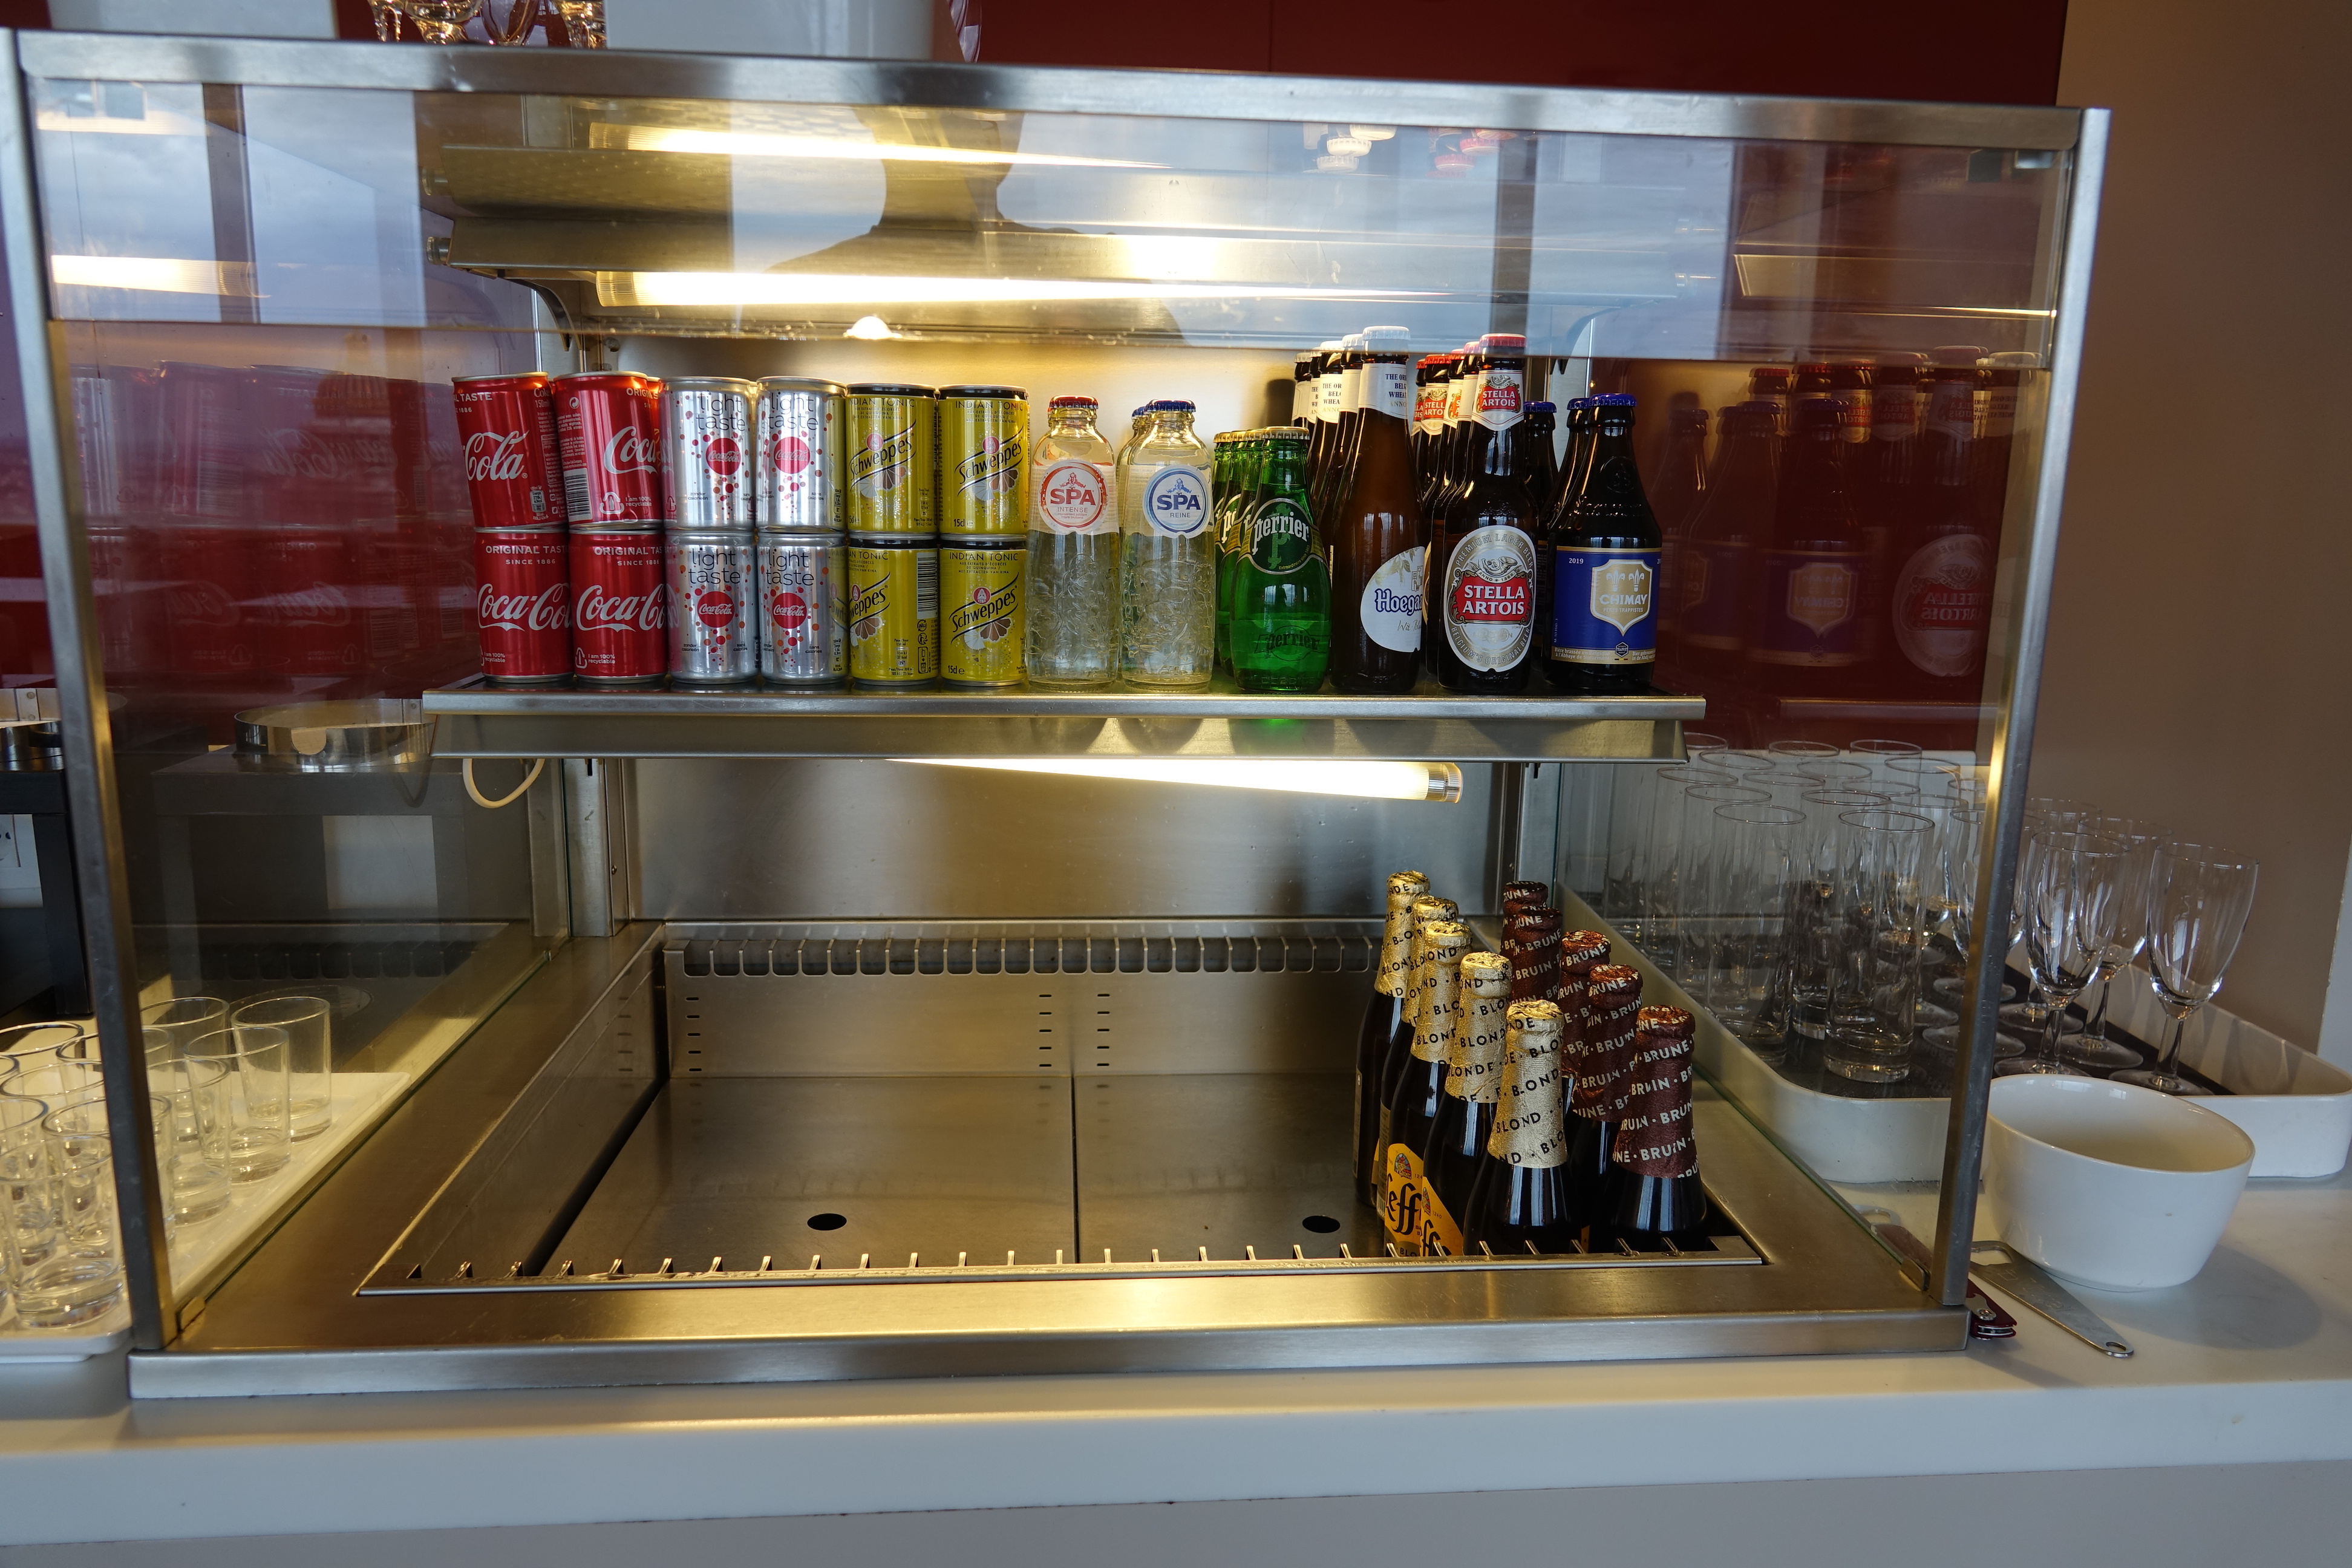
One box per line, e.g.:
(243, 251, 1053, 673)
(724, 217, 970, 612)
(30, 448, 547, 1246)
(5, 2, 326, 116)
(552, 0, 606, 47)
(1997, 831, 2124, 1077)
(2061, 817, 2169, 1070)
(2116, 846, 2260, 1095)
(397, 0, 486, 44)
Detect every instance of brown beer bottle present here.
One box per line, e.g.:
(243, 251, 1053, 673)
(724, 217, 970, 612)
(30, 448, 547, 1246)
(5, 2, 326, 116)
(1598, 1007, 1708, 1246)
(1356, 870, 1430, 1207)
(1382, 920, 1471, 1255)
(1745, 398, 1871, 698)
(1329, 325, 1426, 693)
(1419, 949, 1512, 1253)
(1429, 333, 1539, 694)
(1563, 962, 1642, 1218)
(1374, 895, 1459, 1206)
(1463, 1000, 1578, 1255)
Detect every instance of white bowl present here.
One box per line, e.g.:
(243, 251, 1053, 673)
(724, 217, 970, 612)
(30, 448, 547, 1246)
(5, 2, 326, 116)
(1985, 1076, 2255, 1292)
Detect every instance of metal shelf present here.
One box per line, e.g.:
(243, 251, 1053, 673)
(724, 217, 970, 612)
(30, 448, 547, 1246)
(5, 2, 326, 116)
(420, 677, 1700, 762)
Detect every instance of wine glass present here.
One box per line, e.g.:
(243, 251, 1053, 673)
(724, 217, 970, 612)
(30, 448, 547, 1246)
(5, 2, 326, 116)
(2060, 816, 2169, 1070)
(368, 0, 403, 39)
(2116, 846, 2259, 1095)
(553, 0, 606, 47)
(400, 0, 485, 44)
(1997, 831, 2123, 1077)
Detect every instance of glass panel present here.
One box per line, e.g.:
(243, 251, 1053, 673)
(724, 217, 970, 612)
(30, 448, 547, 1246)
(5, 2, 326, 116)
(20, 65, 2077, 1341)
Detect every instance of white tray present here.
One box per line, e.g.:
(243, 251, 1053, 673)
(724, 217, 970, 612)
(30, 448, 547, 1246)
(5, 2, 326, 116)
(1564, 895, 2352, 1184)
(0, 1069, 410, 1361)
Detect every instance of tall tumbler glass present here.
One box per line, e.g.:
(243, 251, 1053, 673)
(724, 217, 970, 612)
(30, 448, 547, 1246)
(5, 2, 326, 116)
(1789, 791, 1896, 1040)
(1823, 809, 1934, 1083)
(230, 996, 333, 1140)
(186, 1026, 293, 1183)
(145, 1043, 234, 1226)
(1640, 762, 1736, 974)
(1, 1022, 87, 1073)
(1674, 783, 1771, 995)
(1710, 804, 1805, 1063)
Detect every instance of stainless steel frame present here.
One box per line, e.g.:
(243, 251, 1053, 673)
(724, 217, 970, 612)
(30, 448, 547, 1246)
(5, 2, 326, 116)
(5, 30, 2104, 1386)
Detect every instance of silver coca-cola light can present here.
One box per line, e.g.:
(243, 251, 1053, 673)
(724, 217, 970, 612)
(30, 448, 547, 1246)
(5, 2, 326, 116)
(661, 377, 756, 529)
(666, 531, 756, 685)
(756, 377, 843, 531)
(570, 528, 667, 687)
(757, 531, 846, 685)
(474, 527, 571, 686)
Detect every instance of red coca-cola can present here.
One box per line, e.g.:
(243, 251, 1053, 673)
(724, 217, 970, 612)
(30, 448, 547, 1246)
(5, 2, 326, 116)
(475, 526, 571, 686)
(553, 371, 663, 529)
(569, 527, 666, 687)
(260, 525, 361, 676)
(452, 372, 562, 529)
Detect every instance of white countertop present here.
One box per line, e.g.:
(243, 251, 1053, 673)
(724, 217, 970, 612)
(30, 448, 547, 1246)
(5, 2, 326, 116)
(3, 1166, 2349, 1547)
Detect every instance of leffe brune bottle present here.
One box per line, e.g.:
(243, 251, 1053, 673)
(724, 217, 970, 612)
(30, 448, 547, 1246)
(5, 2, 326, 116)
(1117, 400, 1215, 688)
(1227, 429, 1330, 692)
(1024, 396, 1120, 688)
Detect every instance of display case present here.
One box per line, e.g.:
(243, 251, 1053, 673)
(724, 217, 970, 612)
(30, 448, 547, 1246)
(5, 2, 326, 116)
(0, 30, 2102, 1394)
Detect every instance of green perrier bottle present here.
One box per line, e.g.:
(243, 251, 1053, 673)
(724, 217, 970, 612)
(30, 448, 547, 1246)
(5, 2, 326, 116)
(1230, 430, 1331, 693)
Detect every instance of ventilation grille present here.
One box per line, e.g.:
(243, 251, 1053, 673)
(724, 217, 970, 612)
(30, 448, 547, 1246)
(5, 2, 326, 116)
(675, 932, 1373, 979)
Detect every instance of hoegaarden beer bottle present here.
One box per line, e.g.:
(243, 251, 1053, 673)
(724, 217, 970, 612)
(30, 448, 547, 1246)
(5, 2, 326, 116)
(1228, 429, 1331, 693)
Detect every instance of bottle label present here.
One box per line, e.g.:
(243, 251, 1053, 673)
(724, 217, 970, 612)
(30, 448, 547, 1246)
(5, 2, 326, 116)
(1383, 1143, 1450, 1257)
(1446, 371, 1476, 426)
(1339, 362, 1364, 416)
(1134, 464, 1210, 538)
(1751, 549, 1867, 667)
(1489, 1053, 1568, 1166)
(1444, 986, 1511, 1103)
(1443, 526, 1536, 671)
(1292, 378, 1312, 423)
(1475, 367, 1523, 431)
(1033, 459, 1113, 536)
(1361, 544, 1426, 653)
(1872, 388, 1920, 439)
(1414, 380, 1446, 433)
(1247, 497, 1315, 574)
(1677, 540, 1748, 651)
(1367, 362, 1412, 422)
(1892, 532, 1991, 678)
(1316, 374, 1344, 423)
(1549, 546, 1659, 667)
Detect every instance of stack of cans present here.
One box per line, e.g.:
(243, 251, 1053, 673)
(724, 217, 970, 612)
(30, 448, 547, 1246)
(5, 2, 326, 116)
(455, 370, 570, 688)
(937, 385, 1028, 691)
(553, 370, 667, 688)
(660, 376, 757, 687)
(844, 383, 941, 691)
(754, 377, 848, 687)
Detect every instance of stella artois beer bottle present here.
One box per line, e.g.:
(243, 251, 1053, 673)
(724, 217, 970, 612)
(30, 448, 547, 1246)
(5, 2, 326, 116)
(1429, 333, 1538, 694)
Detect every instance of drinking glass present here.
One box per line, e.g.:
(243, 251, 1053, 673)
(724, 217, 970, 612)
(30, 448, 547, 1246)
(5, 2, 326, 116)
(398, 0, 486, 43)
(145, 1046, 234, 1226)
(1, 1044, 103, 1111)
(1787, 791, 1892, 1040)
(367, 0, 402, 38)
(1999, 831, 2125, 1077)
(1887, 756, 1962, 795)
(1673, 783, 1771, 992)
(140, 996, 229, 1058)
(1682, 731, 1731, 757)
(1, 1021, 86, 1070)
(1, 1097, 121, 1327)
(1823, 809, 1934, 1083)
(2116, 846, 2259, 1095)
(1709, 804, 1805, 1062)
(230, 996, 334, 1140)
(1798, 757, 1873, 789)
(186, 1026, 293, 1183)
(1639, 762, 1737, 972)
(1766, 739, 1837, 766)
(2061, 817, 2170, 1070)
(1849, 738, 1924, 770)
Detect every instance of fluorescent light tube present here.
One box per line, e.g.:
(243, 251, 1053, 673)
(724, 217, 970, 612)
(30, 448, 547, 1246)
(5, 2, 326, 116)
(893, 757, 1463, 803)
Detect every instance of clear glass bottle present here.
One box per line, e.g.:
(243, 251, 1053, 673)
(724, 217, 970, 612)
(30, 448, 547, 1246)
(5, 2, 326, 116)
(1117, 400, 1215, 688)
(1024, 395, 1120, 688)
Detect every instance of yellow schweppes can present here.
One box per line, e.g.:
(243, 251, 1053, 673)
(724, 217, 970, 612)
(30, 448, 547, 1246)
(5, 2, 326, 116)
(843, 384, 935, 535)
(941, 541, 1025, 689)
(938, 385, 1028, 537)
(846, 537, 939, 689)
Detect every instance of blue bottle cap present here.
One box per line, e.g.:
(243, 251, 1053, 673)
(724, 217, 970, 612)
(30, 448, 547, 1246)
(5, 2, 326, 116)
(1152, 399, 1196, 413)
(1526, 400, 1556, 413)
(1596, 393, 1637, 407)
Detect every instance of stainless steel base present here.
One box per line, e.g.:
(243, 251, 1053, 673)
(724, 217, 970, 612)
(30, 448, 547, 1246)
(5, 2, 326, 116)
(134, 923, 1961, 1397)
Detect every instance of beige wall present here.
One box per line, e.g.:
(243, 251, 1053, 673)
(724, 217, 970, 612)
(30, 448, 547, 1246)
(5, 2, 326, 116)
(2036, 1, 2352, 1059)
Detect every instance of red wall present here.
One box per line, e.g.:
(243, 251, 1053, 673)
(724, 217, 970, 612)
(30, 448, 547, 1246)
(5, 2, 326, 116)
(980, 0, 2070, 105)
